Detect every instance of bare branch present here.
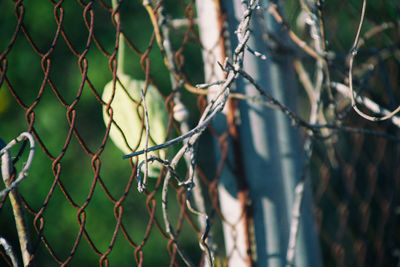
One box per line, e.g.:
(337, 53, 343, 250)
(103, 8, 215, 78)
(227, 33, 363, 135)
(0, 237, 19, 267)
(1, 132, 35, 198)
(139, 89, 150, 193)
(348, 0, 400, 122)
(1, 132, 36, 267)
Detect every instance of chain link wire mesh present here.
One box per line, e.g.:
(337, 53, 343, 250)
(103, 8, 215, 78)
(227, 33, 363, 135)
(0, 0, 399, 266)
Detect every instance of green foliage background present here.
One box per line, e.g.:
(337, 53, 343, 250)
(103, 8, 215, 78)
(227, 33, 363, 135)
(0, 1, 205, 266)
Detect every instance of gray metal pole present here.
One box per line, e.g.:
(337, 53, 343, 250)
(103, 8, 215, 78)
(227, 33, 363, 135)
(196, 0, 322, 266)
(221, 0, 323, 266)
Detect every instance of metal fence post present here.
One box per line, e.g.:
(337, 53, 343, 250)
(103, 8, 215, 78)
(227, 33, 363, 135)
(197, 0, 323, 266)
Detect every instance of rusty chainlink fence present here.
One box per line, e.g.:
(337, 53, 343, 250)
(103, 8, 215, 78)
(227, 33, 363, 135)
(0, 0, 399, 266)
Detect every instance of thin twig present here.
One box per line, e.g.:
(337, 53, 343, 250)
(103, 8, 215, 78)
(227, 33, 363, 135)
(285, 10, 326, 258)
(141, 0, 207, 96)
(196, 80, 225, 89)
(332, 82, 400, 128)
(286, 29, 323, 263)
(358, 20, 399, 48)
(268, 3, 324, 61)
(1, 132, 36, 267)
(137, 155, 185, 187)
(0, 236, 19, 267)
(246, 45, 267, 60)
(158, 5, 214, 266)
(156, 3, 214, 265)
(348, 0, 400, 121)
(285, 181, 305, 267)
(295, 1, 337, 168)
(0, 132, 36, 198)
(161, 145, 195, 267)
(139, 89, 150, 193)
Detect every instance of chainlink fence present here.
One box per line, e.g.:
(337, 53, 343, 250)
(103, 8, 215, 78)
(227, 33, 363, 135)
(0, 0, 399, 266)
